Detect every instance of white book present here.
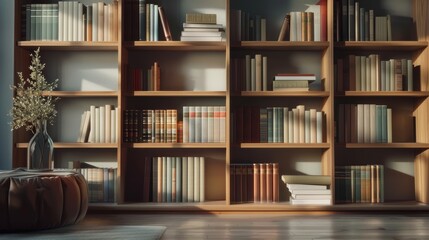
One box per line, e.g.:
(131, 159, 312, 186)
(207, 106, 214, 142)
(182, 23, 223, 28)
(201, 106, 208, 143)
(389, 59, 395, 91)
(89, 105, 96, 143)
(77, 3, 83, 41)
(67, 2, 73, 41)
(291, 194, 332, 200)
(72, 1, 78, 41)
(295, 12, 302, 41)
(99, 106, 105, 143)
(105, 105, 111, 143)
(110, 109, 116, 143)
(181, 31, 223, 37)
(63, 2, 69, 41)
(194, 157, 200, 202)
(286, 184, 328, 190)
(182, 157, 188, 202)
(292, 108, 299, 143)
(289, 12, 297, 41)
(183, 27, 221, 32)
(310, 109, 317, 143)
(262, 56, 268, 91)
(104, 5, 108, 41)
(176, 157, 181, 202)
(187, 156, 194, 202)
(255, 54, 262, 91)
(199, 157, 205, 202)
(92, 3, 98, 42)
(98, 2, 104, 41)
(289, 196, 331, 205)
(95, 107, 100, 143)
(166, 157, 172, 202)
(290, 189, 331, 194)
(162, 157, 167, 202)
(153, 4, 158, 41)
(316, 111, 323, 143)
(58, 1, 64, 41)
(149, 4, 154, 41)
(213, 106, 220, 142)
(219, 106, 226, 143)
(195, 106, 201, 143)
(304, 110, 310, 143)
(366, 57, 371, 91)
(387, 108, 392, 143)
(183, 106, 189, 143)
(115, 107, 119, 143)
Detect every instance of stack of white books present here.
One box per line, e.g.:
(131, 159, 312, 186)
(282, 175, 332, 205)
(180, 23, 225, 42)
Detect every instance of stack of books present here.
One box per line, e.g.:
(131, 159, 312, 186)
(180, 13, 224, 41)
(273, 74, 316, 91)
(281, 175, 331, 205)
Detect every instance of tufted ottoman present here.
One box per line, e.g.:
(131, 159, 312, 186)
(0, 168, 88, 231)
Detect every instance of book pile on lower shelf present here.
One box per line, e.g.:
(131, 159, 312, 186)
(180, 13, 225, 42)
(77, 105, 119, 143)
(74, 167, 118, 203)
(281, 175, 331, 205)
(335, 164, 384, 204)
(234, 105, 325, 143)
(230, 163, 279, 203)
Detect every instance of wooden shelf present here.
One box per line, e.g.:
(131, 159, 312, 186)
(89, 201, 429, 212)
(126, 41, 226, 51)
(42, 91, 118, 97)
(233, 41, 329, 50)
(16, 143, 118, 149)
(241, 91, 330, 97)
(337, 91, 429, 97)
(131, 143, 227, 149)
(240, 143, 330, 149)
(335, 41, 428, 51)
(132, 91, 227, 97)
(17, 41, 118, 51)
(345, 143, 429, 149)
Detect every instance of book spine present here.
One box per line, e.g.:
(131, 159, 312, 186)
(253, 163, 260, 202)
(182, 157, 188, 202)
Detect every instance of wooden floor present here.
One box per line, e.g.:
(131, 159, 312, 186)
(82, 212, 429, 239)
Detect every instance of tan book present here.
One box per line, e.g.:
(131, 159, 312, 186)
(97, 2, 104, 41)
(297, 105, 305, 143)
(301, 12, 307, 41)
(277, 14, 290, 41)
(259, 163, 266, 202)
(158, 6, 172, 41)
(266, 163, 273, 202)
(255, 54, 262, 91)
(273, 163, 279, 202)
(253, 163, 260, 202)
(306, 12, 314, 41)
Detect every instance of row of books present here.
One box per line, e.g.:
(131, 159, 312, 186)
(337, 104, 392, 144)
(74, 167, 117, 203)
(125, 1, 171, 41)
(335, 165, 384, 203)
(336, 54, 415, 92)
(230, 163, 279, 203)
(128, 62, 161, 91)
(183, 106, 226, 143)
(335, 0, 391, 41)
(77, 105, 119, 143)
(130, 157, 205, 203)
(234, 106, 325, 144)
(230, 10, 267, 41)
(231, 54, 268, 92)
(282, 175, 331, 205)
(123, 109, 178, 143)
(22, 1, 119, 42)
(279, 11, 317, 42)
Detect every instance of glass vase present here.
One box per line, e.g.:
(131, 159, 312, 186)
(27, 120, 54, 169)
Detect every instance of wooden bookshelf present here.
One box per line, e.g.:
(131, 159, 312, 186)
(12, 0, 429, 210)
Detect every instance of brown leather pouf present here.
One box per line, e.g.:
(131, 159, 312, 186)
(0, 168, 88, 231)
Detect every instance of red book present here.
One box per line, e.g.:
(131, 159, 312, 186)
(266, 163, 273, 202)
(273, 163, 279, 202)
(259, 163, 266, 202)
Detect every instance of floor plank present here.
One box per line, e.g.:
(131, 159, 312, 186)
(79, 213, 429, 239)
